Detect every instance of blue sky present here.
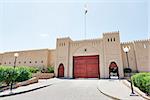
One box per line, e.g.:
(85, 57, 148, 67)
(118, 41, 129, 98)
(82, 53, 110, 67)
(0, 0, 149, 52)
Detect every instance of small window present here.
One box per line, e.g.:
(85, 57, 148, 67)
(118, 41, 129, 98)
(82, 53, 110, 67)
(29, 61, 32, 63)
(114, 38, 115, 41)
(18, 61, 21, 64)
(108, 39, 109, 42)
(0, 63, 1, 65)
(4, 62, 6, 64)
(84, 48, 87, 52)
(35, 61, 37, 63)
(111, 38, 112, 42)
(9, 62, 11, 64)
(41, 61, 43, 63)
(24, 61, 26, 64)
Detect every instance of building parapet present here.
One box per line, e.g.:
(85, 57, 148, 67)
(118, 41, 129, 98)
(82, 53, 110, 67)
(103, 31, 119, 36)
(1, 48, 54, 54)
(133, 39, 150, 43)
(57, 37, 72, 40)
(121, 41, 133, 45)
(121, 39, 150, 45)
(71, 38, 102, 43)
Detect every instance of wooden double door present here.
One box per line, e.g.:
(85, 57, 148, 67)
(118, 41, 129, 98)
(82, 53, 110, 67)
(73, 55, 100, 78)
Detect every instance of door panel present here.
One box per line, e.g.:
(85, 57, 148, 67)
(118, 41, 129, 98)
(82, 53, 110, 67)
(58, 64, 64, 77)
(73, 55, 99, 78)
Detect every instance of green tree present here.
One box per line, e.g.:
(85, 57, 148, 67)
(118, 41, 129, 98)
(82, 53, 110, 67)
(5, 67, 18, 86)
(15, 67, 32, 82)
(0, 66, 6, 83)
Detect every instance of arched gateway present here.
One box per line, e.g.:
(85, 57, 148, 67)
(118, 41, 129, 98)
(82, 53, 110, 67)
(109, 62, 119, 78)
(58, 64, 64, 78)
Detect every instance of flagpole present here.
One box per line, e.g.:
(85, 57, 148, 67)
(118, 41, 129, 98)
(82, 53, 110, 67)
(84, 11, 86, 40)
(84, 4, 87, 40)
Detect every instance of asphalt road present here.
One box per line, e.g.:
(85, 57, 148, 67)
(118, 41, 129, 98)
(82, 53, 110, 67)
(1, 79, 112, 100)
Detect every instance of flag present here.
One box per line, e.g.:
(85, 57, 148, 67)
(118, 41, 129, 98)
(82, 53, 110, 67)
(85, 9, 88, 15)
(84, 4, 88, 15)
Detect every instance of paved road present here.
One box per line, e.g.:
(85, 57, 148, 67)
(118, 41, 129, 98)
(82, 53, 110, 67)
(1, 79, 111, 100)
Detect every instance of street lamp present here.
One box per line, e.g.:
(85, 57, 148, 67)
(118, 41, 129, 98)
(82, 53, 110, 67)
(10, 53, 19, 94)
(123, 46, 137, 96)
(123, 46, 130, 69)
(14, 53, 19, 68)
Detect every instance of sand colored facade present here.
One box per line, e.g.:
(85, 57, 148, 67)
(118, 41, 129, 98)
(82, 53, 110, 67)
(0, 49, 56, 68)
(0, 32, 149, 78)
(121, 40, 150, 72)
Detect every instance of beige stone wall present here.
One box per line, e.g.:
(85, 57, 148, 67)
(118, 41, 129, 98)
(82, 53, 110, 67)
(0, 49, 51, 68)
(56, 31, 125, 78)
(0, 53, 3, 65)
(103, 32, 124, 78)
(55, 37, 105, 78)
(48, 49, 56, 67)
(69, 38, 104, 78)
(134, 40, 150, 72)
(121, 42, 138, 72)
(55, 37, 71, 77)
(121, 39, 150, 72)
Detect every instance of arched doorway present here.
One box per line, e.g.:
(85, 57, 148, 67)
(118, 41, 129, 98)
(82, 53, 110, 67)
(58, 64, 64, 78)
(109, 62, 119, 79)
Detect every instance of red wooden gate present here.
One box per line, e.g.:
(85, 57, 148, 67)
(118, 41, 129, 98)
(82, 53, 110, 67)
(73, 55, 99, 78)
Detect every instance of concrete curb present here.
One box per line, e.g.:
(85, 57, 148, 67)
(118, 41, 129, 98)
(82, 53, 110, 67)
(0, 77, 38, 93)
(122, 80, 150, 100)
(0, 84, 52, 97)
(97, 87, 120, 100)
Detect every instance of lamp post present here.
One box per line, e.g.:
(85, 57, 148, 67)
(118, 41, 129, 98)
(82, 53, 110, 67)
(123, 46, 130, 69)
(14, 53, 19, 68)
(10, 53, 19, 93)
(123, 46, 137, 96)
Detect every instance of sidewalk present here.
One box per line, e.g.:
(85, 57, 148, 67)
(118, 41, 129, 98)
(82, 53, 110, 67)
(97, 79, 144, 100)
(0, 78, 60, 97)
